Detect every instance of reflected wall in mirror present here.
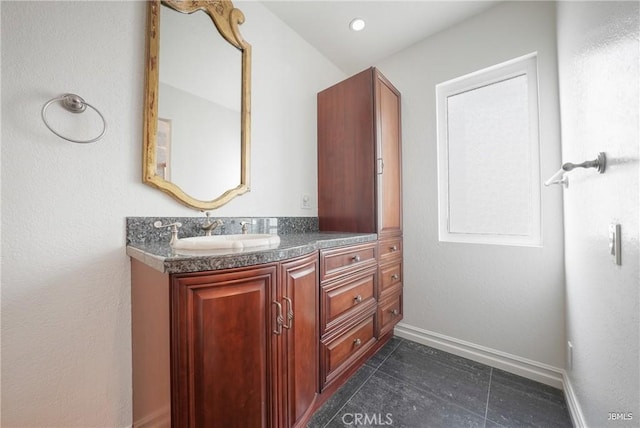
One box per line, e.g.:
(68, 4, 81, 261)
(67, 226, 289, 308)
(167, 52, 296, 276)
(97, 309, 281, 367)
(143, 0, 251, 210)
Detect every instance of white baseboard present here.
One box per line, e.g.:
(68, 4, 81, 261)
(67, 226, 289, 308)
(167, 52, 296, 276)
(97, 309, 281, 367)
(561, 370, 588, 428)
(394, 322, 586, 427)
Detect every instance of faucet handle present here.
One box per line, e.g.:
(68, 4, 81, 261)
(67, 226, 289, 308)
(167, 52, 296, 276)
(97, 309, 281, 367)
(200, 216, 223, 236)
(153, 221, 182, 245)
(153, 221, 182, 232)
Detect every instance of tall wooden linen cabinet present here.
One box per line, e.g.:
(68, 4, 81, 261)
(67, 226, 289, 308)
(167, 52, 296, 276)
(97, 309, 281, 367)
(317, 67, 403, 343)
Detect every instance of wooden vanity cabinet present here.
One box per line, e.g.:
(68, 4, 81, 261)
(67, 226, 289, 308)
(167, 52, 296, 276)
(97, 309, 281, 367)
(131, 252, 318, 428)
(317, 67, 403, 339)
(317, 67, 402, 239)
(171, 265, 276, 428)
(318, 242, 378, 390)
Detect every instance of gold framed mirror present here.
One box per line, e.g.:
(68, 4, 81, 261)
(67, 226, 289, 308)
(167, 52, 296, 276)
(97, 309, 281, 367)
(143, 0, 251, 210)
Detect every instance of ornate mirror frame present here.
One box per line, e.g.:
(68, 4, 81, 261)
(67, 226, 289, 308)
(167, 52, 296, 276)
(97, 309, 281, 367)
(143, 0, 251, 210)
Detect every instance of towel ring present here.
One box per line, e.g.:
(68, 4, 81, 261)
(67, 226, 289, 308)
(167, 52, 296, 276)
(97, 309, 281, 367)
(41, 94, 106, 144)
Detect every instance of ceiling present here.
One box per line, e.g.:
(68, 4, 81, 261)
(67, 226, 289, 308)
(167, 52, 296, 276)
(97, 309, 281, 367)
(261, 1, 501, 74)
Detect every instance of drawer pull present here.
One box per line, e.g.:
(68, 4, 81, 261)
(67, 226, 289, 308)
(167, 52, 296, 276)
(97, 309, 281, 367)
(351, 255, 361, 263)
(390, 245, 398, 252)
(391, 274, 399, 280)
(283, 296, 294, 329)
(354, 294, 363, 304)
(272, 301, 284, 335)
(353, 338, 362, 347)
(390, 309, 399, 316)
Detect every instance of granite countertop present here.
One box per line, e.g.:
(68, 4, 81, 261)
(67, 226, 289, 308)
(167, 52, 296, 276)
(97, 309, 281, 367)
(127, 232, 377, 274)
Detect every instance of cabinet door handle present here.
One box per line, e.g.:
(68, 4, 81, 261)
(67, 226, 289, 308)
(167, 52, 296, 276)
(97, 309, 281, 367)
(272, 301, 284, 335)
(391, 274, 400, 280)
(354, 294, 363, 304)
(390, 245, 398, 252)
(390, 309, 399, 316)
(351, 255, 361, 263)
(353, 338, 362, 347)
(282, 296, 294, 329)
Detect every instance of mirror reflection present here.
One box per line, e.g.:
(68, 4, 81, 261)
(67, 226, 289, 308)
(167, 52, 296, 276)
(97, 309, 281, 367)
(143, 0, 251, 210)
(158, 5, 241, 201)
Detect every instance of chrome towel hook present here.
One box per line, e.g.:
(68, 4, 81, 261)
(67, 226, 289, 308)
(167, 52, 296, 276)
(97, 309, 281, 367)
(41, 93, 106, 144)
(544, 152, 606, 188)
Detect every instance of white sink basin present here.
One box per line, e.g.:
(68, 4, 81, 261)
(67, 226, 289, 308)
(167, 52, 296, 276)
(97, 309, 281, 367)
(171, 234, 280, 251)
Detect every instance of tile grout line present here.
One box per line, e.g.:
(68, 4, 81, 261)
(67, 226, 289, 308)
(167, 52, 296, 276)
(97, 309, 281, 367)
(374, 338, 492, 422)
(374, 368, 490, 422)
(320, 338, 404, 428)
(483, 367, 494, 428)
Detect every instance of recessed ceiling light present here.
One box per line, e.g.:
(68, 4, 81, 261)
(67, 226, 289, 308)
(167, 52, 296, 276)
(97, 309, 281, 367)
(349, 18, 366, 32)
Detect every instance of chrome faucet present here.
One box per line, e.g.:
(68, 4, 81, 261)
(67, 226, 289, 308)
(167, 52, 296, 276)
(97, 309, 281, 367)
(240, 221, 250, 234)
(153, 221, 182, 246)
(201, 212, 223, 236)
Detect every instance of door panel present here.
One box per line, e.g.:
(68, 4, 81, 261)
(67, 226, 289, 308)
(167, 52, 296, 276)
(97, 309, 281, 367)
(376, 73, 402, 237)
(281, 254, 319, 427)
(172, 266, 276, 428)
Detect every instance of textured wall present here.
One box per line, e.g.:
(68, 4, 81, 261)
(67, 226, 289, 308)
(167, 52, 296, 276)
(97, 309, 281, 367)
(377, 1, 567, 368)
(557, 2, 639, 425)
(0, 1, 344, 426)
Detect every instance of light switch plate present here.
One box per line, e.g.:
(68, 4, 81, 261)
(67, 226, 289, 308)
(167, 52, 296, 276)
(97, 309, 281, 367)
(609, 223, 621, 265)
(301, 193, 311, 210)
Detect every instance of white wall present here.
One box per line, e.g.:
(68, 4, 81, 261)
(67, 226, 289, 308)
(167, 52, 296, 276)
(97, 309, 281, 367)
(0, 1, 344, 426)
(557, 2, 639, 426)
(377, 1, 567, 373)
(158, 83, 241, 200)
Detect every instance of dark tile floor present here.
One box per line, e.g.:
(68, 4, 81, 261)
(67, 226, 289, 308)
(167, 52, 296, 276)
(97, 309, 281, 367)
(308, 337, 573, 428)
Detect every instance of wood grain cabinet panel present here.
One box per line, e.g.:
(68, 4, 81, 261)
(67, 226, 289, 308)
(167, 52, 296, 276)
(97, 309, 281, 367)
(132, 253, 320, 428)
(279, 254, 319, 428)
(317, 67, 404, 342)
(318, 243, 379, 392)
(379, 261, 402, 298)
(320, 267, 376, 335)
(378, 236, 403, 263)
(319, 242, 377, 282)
(376, 74, 403, 238)
(377, 291, 403, 338)
(320, 315, 376, 387)
(317, 67, 402, 239)
(172, 265, 276, 428)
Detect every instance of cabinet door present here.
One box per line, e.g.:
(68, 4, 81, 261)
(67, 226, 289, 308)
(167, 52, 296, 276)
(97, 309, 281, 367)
(318, 68, 376, 233)
(375, 71, 402, 237)
(279, 254, 319, 428)
(377, 290, 403, 337)
(171, 265, 277, 428)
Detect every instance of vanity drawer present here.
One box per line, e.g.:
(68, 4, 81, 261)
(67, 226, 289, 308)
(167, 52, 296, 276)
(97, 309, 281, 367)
(379, 261, 402, 298)
(320, 242, 377, 282)
(321, 315, 376, 388)
(321, 268, 376, 334)
(377, 291, 403, 337)
(378, 237, 402, 263)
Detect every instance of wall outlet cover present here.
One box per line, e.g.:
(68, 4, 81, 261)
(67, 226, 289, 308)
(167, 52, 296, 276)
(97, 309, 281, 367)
(301, 193, 311, 209)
